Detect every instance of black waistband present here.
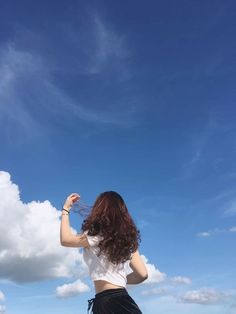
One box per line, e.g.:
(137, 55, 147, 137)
(87, 288, 127, 313)
(95, 287, 127, 298)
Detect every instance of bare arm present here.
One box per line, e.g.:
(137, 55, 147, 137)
(60, 193, 89, 248)
(60, 213, 89, 247)
(126, 250, 148, 284)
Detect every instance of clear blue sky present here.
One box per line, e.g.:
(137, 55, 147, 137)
(0, 1, 236, 313)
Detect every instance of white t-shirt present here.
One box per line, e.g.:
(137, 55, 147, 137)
(83, 230, 133, 287)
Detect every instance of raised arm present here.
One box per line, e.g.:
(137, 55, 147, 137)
(126, 250, 148, 284)
(60, 193, 89, 248)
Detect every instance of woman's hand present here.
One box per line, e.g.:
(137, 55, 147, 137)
(63, 193, 80, 212)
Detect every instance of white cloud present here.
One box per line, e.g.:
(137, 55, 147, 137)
(0, 43, 42, 141)
(179, 288, 230, 305)
(140, 276, 191, 297)
(198, 231, 211, 237)
(0, 41, 139, 143)
(141, 287, 168, 296)
(56, 279, 90, 298)
(181, 117, 229, 179)
(0, 291, 5, 302)
(0, 305, 6, 313)
(224, 200, 236, 216)
(0, 171, 87, 283)
(86, 15, 130, 76)
(141, 255, 166, 284)
(171, 276, 191, 285)
(197, 226, 236, 237)
(140, 294, 230, 314)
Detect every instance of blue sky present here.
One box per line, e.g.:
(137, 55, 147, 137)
(0, 0, 236, 313)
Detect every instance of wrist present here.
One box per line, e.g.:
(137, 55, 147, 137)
(62, 208, 70, 215)
(63, 204, 71, 212)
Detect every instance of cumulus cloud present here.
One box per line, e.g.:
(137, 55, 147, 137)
(0, 291, 5, 302)
(179, 288, 230, 305)
(141, 255, 166, 284)
(171, 276, 191, 285)
(56, 279, 90, 298)
(0, 305, 6, 313)
(0, 171, 87, 283)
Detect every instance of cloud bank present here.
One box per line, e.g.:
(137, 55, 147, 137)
(0, 171, 87, 283)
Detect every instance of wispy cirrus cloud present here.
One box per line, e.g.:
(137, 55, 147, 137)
(0, 44, 43, 141)
(224, 200, 236, 216)
(0, 38, 139, 142)
(181, 116, 234, 179)
(0, 12, 141, 143)
(85, 14, 130, 77)
(55, 11, 131, 78)
(197, 226, 236, 237)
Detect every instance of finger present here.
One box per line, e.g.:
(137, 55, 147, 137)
(72, 194, 80, 199)
(70, 193, 80, 198)
(71, 194, 80, 200)
(72, 196, 80, 201)
(73, 196, 80, 200)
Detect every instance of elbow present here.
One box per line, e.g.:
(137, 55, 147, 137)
(142, 272, 148, 281)
(139, 272, 148, 283)
(60, 239, 68, 247)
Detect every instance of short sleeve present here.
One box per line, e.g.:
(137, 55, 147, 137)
(124, 260, 133, 275)
(83, 230, 103, 247)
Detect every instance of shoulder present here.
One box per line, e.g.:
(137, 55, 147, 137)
(83, 230, 103, 248)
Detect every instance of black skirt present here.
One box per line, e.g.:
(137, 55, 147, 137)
(87, 288, 142, 314)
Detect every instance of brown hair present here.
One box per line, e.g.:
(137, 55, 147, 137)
(81, 191, 140, 264)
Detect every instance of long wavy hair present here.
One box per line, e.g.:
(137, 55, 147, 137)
(81, 191, 140, 264)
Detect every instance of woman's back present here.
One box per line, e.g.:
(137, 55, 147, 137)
(60, 191, 148, 313)
(83, 230, 134, 292)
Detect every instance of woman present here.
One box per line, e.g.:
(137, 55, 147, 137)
(60, 191, 148, 313)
